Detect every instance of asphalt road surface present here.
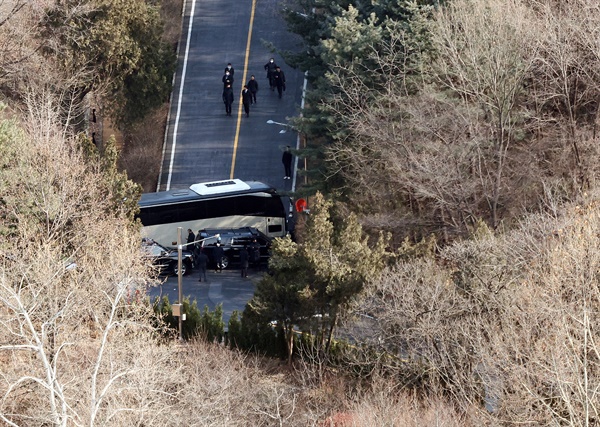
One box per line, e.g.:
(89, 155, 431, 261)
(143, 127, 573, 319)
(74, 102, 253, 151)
(148, 268, 261, 326)
(150, 0, 305, 319)
(158, 0, 305, 192)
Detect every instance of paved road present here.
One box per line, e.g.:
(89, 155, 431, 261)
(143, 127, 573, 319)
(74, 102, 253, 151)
(148, 267, 262, 326)
(158, 0, 305, 192)
(149, 0, 305, 320)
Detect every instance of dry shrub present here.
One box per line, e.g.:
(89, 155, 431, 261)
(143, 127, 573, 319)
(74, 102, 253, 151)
(348, 393, 472, 427)
(359, 192, 600, 424)
(120, 103, 169, 191)
(159, 0, 184, 48)
(171, 340, 306, 426)
(0, 103, 178, 425)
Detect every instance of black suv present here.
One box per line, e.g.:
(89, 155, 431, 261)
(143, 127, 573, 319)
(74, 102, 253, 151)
(197, 227, 272, 269)
(142, 239, 194, 276)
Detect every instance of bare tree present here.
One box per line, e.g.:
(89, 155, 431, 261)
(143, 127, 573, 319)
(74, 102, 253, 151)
(358, 191, 600, 424)
(0, 96, 177, 426)
(429, 0, 538, 228)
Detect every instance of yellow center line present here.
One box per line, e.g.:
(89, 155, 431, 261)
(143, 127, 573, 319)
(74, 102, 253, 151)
(230, 0, 257, 179)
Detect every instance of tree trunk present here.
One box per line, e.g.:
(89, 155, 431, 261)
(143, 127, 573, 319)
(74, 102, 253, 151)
(286, 325, 294, 365)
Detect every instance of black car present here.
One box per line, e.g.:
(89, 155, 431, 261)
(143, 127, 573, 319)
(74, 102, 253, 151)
(197, 227, 272, 269)
(142, 239, 194, 276)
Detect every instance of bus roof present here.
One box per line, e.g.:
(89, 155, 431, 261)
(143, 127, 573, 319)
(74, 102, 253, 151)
(139, 179, 277, 208)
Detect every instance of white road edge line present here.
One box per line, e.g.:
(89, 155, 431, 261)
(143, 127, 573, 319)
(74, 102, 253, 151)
(157, 0, 188, 192)
(165, 0, 197, 191)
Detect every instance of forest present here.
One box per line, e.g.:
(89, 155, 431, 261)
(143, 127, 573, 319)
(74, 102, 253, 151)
(1, 0, 600, 425)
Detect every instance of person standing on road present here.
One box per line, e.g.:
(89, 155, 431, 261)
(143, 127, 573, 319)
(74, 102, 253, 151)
(264, 58, 278, 90)
(250, 238, 261, 271)
(214, 242, 225, 273)
(187, 229, 195, 247)
(242, 85, 252, 117)
(282, 146, 293, 179)
(273, 66, 286, 99)
(187, 229, 196, 265)
(196, 248, 209, 282)
(224, 63, 234, 78)
(223, 84, 234, 116)
(240, 246, 250, 278)
(247, 75, 258, 104)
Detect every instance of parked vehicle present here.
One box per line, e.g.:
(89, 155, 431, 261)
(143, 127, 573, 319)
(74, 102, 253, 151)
(138, 179, 288, 246)
(197, 227, 272, 269)
(142, 238, 194, 276)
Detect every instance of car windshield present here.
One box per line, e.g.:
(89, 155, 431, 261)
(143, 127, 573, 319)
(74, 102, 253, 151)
(142, 242, 168, 257)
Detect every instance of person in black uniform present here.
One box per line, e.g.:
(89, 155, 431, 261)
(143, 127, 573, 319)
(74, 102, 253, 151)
(223, 84, 234, 116)
(282, 146, 293, 179)
(240, 246, 249, 278)
(272, 66, 286, 99)
(250, 238, 261, 271)
(224, 63, 234, 77)
(242, 85, 252, 117)
(247, 75, 258, 104)
(264, 58, 278, 90)
(196, 249, 209, 282)
(222, 70, 234, 88)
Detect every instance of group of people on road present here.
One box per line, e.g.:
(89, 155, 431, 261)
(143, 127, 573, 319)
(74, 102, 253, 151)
(264, 58, 286, 99)
(221, 58, 286, 117)
(186, 229, 263, 282)
(220, 59, 294, 180)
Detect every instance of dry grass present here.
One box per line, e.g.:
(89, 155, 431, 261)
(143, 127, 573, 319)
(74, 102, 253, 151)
(160, 0, 184, 47)
(119, 104, 169, 192)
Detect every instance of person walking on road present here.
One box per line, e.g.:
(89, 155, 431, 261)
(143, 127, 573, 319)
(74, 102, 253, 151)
(242, 85, 252, 117)
(224, 63, 234, 77)
(273, 66, 286, 99)
(240, 246, 250, 278)
(223, 84, 234, 116)
(264, 58, 278, 90)
(222, 70, 234, 88)
(247, 75, 258, 104)
(282, 146, 293, 179)
(196, 248, 209, 282)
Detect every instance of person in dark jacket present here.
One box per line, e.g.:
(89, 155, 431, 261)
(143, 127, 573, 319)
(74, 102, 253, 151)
(196, 249, 209, 282)
(222, 70, 234, 89)
(250, 238, 261, 270)
(186, 229, 196, 265)
(247, 75, 258, 104)
(264, 58, 278, 90)
(241, 85, 252, 117)
(272, 66, 286, 99)
(282, 146, 293, 179)
(187, 229, 195, 247)
(213, 242, 225, 273)
(224, 63, 234, 77)
(240, 246, 250, 278)
(223, 84, 234, 116)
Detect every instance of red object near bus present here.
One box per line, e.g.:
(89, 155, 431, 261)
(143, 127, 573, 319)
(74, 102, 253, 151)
(295, 198, 307, 212)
